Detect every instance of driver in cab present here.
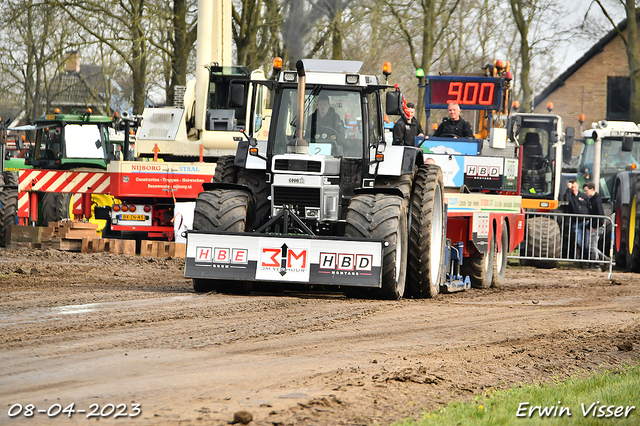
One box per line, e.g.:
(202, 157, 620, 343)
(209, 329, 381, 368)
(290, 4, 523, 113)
(308, 94, 344, 143)
(433, 102, 473, 138)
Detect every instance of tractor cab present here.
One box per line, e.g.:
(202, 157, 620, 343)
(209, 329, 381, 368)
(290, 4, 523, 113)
(25, 110, 116, 170)
(578, 121, 640, 200)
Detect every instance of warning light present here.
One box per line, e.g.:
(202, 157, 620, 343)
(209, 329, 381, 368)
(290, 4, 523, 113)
(579, 114, 586, 123)
(54, 108, 60, 114)
(383, 62, 392, 76)
(546, 102, 553, 112)
(495, 59, 505, 69)
(86, 108, 92, 114)
(273, 57, 283, 71)
(505, 71, 513, 81)
(512, 101, 520, 110)
(416, 68, 424, 78)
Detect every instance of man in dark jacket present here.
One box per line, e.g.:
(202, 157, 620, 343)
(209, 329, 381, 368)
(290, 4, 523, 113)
(433, 102, 474, 138)
(308, 94, 344, 144)
(564, 179, 590, 260)
(392, 102, 424, 146)
(583, 182, 610, 267)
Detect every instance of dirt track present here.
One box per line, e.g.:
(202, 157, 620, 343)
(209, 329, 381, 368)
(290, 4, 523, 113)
(1, 248, 639, 425)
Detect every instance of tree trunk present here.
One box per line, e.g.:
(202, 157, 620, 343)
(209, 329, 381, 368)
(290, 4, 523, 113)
(168, 0, 189, 106)
(510, 0, 532, 112)
(331, 4, 343, 60)
(626, 0, 640, 122)
(131, 0, 147, 114)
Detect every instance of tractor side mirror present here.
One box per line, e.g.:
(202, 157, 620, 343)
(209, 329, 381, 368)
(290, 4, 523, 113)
(563, 127, 574, 163)
(622, 134, 633, 151)
(508, 115, 522, 140)
(229, 83, 245, 108)
(385, 91, 402, 116)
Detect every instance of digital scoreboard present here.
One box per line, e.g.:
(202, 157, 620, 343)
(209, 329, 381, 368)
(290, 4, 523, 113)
(426, 77, 502, 110)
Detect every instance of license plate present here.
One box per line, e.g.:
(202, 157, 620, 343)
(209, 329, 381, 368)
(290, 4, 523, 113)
(121, 214, 145, 221)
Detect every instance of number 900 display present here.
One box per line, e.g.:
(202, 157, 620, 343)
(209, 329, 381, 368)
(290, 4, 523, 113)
(428, 79, 499, 108)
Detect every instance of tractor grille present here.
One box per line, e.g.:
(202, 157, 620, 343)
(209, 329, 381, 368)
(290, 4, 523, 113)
(274, 159, 322, 173)
(273, 187, 321, 208)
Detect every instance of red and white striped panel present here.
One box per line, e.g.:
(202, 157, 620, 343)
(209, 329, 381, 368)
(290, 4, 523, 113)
(19, 170, 110, 194)
(18, 170, 111, 219)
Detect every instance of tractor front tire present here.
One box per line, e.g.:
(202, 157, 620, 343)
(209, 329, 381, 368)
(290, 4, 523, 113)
(236, 168, 271, 229)
(491, 222, 509, 288)
(522, 216, 561, 269)
(614, 185, 629, 269)
(192, 189, 254, 294)
(408, 165, 445, 298)
(345, 194, 408, 300)
(626, 180, 640, 272)
(462, 231, 495, 289)
(41, 192, 73, 225)
(212, 155, 239, 183)
(0, 171, 19, 248)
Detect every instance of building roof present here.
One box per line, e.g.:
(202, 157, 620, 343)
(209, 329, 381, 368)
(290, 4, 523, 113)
(534, 12, 637, 107)
(51, 64, 107, 114)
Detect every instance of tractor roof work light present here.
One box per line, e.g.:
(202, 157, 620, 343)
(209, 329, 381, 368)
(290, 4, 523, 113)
(273, 57, 283, 72)
(416, 68, 424, 78)
(382, 62, 392, 76)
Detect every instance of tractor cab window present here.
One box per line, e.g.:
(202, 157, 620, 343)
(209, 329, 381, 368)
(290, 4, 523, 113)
(518, 127, 553, 197)
(35, 125, 63, 160)
(273, 88, 363, 158)
(65, 124, 105, 159)
(206, 65, 250, 130)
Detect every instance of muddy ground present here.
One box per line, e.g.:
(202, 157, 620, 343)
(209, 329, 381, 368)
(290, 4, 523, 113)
(0, 248, 639, 425)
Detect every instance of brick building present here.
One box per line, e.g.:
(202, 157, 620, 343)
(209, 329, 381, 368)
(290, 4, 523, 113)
(533, 14, 637, 136)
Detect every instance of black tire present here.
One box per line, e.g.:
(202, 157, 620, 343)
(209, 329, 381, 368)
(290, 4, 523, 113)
(236, 168, 271, 229)
(192, 189, 254, 294)
(0, 171, 19, 248)
(522, 216, 561, 269)
(41, 192, 73, 225)
(212, 155, 238, 183)
(491, 222, 508, 288)
(375, 169, 414, 208)
(408, 165, 445, 298)
(614, 185, 629, 269)
(462, 232, 494, 289)
(345, 194, 408, 300)
(625, 180, 640, 272)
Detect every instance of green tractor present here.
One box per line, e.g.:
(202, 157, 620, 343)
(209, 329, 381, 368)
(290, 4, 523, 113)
(8, 109, 130, 234)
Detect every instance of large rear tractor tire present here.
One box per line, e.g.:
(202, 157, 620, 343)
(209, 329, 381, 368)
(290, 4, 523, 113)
(462, 232, 495, 289)
(626, 182, 640, 272)
(236, 168, 271, 229)
(408, 164, 445, 298)
(520, 216, 561, 269)
(0, 171, 19, 248)
(41, 192, 73, 225)
(212, 155, 238, 183)
(192, 189, 254, 294)
(345, 194, 408, 300)
(491, 222, 509, 288)
(614, 185, 629, 269)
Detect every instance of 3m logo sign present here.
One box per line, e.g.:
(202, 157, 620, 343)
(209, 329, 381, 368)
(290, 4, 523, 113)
(196, 247, 247, 264)
(261, 245, 307, 269)
(466, 165, 500, 177)
(319, 253, 373, 271)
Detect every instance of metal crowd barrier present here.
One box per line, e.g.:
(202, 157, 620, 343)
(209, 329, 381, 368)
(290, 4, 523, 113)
(507, 212, 614, 278)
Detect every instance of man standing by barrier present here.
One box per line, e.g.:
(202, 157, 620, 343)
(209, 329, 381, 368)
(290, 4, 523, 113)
(583, 182, 610, 269)
(564, 180, 590, 261)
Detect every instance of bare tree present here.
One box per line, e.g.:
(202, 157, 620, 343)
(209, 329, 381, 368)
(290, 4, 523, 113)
(56, 0, 150, 114)
(0, 0, 78, 122)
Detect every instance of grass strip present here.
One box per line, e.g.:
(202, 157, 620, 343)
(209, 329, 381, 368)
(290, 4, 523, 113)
(393, 364, 640, 426)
